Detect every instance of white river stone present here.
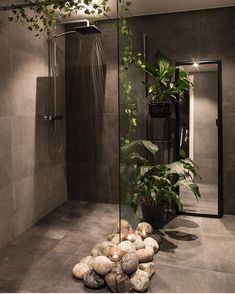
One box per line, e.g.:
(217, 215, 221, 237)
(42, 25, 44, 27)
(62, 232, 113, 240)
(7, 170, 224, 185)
(92, 256, 113, 276)
(130, 269, 150, 292)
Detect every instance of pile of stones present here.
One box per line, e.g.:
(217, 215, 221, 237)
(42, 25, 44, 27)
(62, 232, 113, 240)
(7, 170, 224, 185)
(72, 220, 160, 292)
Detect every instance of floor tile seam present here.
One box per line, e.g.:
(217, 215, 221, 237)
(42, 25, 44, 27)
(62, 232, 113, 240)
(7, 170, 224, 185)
(156, 261, 235, 276)
(11, 240, 59, 252)
(25, 230, 69, 240)
(201, 231, 235, 238)
(61, 230, 87, 244)
(1, 243, 53, 254)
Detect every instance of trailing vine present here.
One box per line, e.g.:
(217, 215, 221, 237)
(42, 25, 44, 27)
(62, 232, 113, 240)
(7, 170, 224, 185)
(119, 0, 139, 146)
(1, 0, 138, 142)
(0, 0, 111, 35)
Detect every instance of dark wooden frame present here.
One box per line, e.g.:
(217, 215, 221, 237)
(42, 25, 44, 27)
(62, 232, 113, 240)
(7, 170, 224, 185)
(175, 60, 223, 218)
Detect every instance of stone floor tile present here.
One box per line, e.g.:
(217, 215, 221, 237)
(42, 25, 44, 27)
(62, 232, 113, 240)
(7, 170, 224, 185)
(1, 201, 235, 293)
(62, 231, 87, 243)
(148, 263, 210, 293)
(206, 270, 235, 293)
(27, 225, 69, 240)
(52, 240, 80, 254)
(201, 217, 235, 237)
(203, 234, 235, 274)
(12, 233, 59, 251)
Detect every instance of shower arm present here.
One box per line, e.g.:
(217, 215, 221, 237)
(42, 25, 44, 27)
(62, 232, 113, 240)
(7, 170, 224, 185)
(55, 30, 76, 38)
(54, 19, 91, 38)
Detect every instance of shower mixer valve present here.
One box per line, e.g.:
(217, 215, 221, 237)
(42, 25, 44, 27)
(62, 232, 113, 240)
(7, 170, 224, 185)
(44, 115, 63, 122)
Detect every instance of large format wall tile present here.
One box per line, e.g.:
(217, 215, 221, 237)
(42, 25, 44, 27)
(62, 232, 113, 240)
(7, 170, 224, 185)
(0, 117, 12, 189)
(0, 43, 12, 117)
(0, 18, 67, 249)
(10, 48, 46, 117)
(0, 185, 15, 249)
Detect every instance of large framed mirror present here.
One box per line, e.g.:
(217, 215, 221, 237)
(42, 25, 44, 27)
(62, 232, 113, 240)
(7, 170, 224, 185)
(176, 60, 223, 217)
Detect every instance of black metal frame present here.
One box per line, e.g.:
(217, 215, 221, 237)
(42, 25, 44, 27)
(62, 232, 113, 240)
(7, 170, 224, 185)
(175, 60, 223, 218)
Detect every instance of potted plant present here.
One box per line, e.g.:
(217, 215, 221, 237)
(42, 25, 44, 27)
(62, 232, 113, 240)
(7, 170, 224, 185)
(121, 140, 201, 229)
(134, 51, 191, 117)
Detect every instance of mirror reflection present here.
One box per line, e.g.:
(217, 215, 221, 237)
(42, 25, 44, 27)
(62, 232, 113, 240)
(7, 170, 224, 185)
(178, 62, 219, 215)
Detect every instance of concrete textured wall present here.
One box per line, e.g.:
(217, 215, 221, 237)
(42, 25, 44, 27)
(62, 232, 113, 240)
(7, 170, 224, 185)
(0, 3, 67, 249)
(127, 7, 235, 214)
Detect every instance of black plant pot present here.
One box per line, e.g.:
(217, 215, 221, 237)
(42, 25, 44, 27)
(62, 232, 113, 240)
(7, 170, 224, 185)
(149, 103, 172, 118)
(141, 202, 168, 229)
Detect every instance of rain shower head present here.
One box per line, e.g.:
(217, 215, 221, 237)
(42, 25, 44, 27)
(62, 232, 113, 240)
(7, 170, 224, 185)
(74, 24, 101, 34)
(55, 19, 101, 38)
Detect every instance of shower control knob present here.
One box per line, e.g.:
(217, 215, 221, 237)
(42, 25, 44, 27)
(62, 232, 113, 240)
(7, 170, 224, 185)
(44, 115, 49, 122)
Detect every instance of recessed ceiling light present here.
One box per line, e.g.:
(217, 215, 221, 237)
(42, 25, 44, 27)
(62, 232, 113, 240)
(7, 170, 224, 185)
(193, 62, 199, 68)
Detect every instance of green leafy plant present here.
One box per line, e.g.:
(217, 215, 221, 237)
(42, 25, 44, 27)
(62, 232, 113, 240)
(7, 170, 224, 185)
(119, 1, 138, 145)
(1, 0, 111, 35)
(135, 51, 191, 103)
(121, 140, 201, 213)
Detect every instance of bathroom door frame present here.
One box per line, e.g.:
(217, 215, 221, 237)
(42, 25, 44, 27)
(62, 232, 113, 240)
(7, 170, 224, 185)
(175, 60, 223, 218)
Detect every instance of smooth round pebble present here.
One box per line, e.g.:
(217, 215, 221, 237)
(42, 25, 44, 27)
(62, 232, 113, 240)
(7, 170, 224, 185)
(118, 241, 136, 253)
(133, 235, 145, 250)
(137, 222, 153, 235)
(91, 241, 114, 257)
(121, 253, 139, 275)
(105, 271, 133, 293)
(118, 219, 132, 232)
(111, 234, 120, 245)
(130, 269, 149, 292)
(144, 237, 159, 253)
(80, 256, 93, 267)
(139, 262, 155, 277)
(136, 248, 154, 262)
(83, 270, 105, 289)
(92, 256, 113, 276)
(72, 263, 90, 280)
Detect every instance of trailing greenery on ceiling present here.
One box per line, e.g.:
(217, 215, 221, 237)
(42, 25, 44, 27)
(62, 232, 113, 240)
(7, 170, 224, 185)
(0, 0, 110, 35)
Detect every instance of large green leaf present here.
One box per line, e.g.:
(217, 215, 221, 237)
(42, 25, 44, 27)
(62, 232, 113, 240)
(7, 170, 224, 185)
(168, 190, 183, 210)
(165, 161, 185, 177)
(121, 140, 140, 156)
(121, 140, 158, 160)
(175, 179, 201, 201)
(155, 50, 170, 67)
(140, 165, 156, 177)
(142, 140, 158, 161)
(151, 175, 171, 186)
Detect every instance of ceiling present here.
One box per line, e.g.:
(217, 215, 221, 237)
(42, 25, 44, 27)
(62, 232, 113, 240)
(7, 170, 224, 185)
(67, 0, 235, 21)
(116, 0, 235, 17)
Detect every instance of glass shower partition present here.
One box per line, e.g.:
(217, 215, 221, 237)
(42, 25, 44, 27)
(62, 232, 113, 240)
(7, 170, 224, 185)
(118, 1, 148, 236)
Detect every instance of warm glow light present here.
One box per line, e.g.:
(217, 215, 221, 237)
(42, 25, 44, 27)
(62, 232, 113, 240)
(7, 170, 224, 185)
(140, 229, 147, 239)
(193, 62, 199, 68)
(127, 229, 136, 242)
(108, 245, 123, 262)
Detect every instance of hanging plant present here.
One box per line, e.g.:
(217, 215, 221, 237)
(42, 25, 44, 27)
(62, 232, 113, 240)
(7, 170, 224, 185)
(0, 0, 111, 35)
(119, 0, 138, 146)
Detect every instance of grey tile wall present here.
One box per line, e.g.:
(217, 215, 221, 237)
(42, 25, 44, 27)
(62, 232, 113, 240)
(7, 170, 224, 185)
(0, 5, 67, 249)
